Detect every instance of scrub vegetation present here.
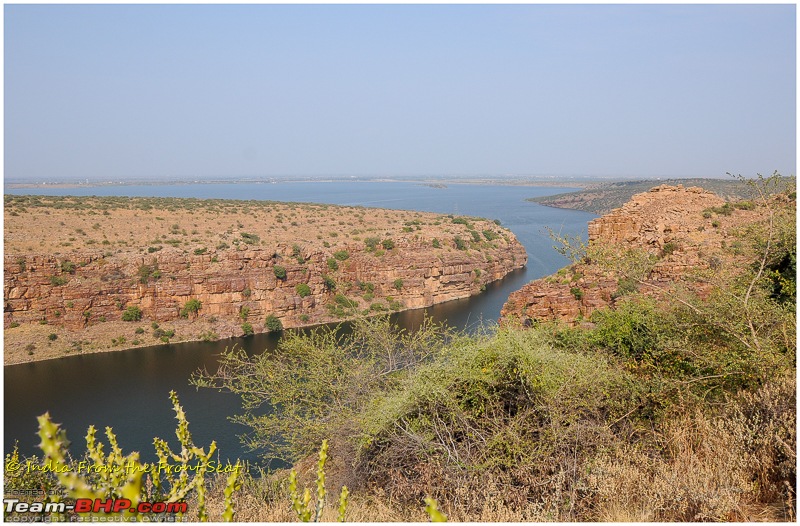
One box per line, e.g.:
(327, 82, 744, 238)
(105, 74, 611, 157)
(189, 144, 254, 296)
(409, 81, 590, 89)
(7, 176, 795, 521)
(192, 175, 796, 521)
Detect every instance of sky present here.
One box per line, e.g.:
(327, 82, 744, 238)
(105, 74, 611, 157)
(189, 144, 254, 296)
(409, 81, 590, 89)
(4, 4, 796, 181)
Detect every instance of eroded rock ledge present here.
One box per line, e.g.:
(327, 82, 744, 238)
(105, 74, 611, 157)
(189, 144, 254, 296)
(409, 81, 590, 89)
(501, 184, 771, 326)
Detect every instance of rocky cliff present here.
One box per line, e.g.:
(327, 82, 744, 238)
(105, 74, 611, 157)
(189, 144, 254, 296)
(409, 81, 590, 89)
(4, 195, 526, 363)
(6, 238, 525, 330)
(501, 184, 771, 326)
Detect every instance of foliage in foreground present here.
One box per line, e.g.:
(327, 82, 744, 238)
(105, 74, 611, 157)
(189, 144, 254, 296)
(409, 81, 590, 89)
(192, 177, 795, 520)
(4, 392, 243, 522)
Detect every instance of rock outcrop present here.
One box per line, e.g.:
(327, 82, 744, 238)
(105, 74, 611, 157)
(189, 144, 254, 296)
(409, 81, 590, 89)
(501, 184, 767, 326)
(6, 238, 526, 332)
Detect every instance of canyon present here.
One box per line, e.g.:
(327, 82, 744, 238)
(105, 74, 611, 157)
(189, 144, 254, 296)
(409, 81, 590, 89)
(4, 195, 526, 364)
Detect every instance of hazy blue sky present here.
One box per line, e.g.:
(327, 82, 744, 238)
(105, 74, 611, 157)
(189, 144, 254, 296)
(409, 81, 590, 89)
(4, 4, 796, 181)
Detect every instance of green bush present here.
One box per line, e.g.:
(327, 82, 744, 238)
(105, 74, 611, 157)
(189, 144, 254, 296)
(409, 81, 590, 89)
(296, 283, 312, 298)
(482, 230, 499, 241)
(240, 232, 260, 244)
(241, 322, 254, 337)
(121, 306, 143, 321)
(661, 241, 678, 256)
(612, 277, 639, 299)
(327, 258, 339, 271)
(588, 299, 664, 363)
(192, 316, 453, 461)
(381, 239, 395, 250)
(200, 330, 219, 341)
(393, 279, 404, 291)
(333, 250, 350, 261)
(273, 265, 287, 280)
(454, 237, 467, 250)
(432, 238, 441, 248)
(364, 237, 381, 250)
(356, 326, 642, 511)
(180, 299, 202, 318)
(265, 314, 283, 332)
(49, 275, 68, 286)
(334, 294, 358, 309)
(323, 275, 336, 291)
(60, 261, 76, 274)
(138, 262, 161, 284)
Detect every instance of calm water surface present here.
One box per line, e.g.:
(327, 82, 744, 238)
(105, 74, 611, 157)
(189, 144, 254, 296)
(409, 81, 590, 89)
(4, 182, 595, 465)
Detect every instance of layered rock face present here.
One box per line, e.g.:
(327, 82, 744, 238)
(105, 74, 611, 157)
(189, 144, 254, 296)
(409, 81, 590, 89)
(500, 184, 762, 326)
(4, 196, 526, 338)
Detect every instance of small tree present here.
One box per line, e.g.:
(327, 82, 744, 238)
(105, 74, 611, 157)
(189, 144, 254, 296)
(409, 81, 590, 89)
(274, 266, 287, 280)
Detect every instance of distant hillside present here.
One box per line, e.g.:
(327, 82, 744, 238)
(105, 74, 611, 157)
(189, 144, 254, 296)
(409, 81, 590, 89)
(528, 178, 755, 215)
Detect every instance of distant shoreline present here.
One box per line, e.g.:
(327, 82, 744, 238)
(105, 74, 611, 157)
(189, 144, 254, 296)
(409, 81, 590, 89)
(7, 174, 732, 191)
(5, 177, 592, 190)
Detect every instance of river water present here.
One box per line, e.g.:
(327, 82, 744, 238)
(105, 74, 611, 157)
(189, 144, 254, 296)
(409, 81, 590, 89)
(4, 181, 595, 466)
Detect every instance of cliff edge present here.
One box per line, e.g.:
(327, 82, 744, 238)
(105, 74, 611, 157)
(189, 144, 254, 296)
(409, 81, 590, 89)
(501, 184, 784, 326)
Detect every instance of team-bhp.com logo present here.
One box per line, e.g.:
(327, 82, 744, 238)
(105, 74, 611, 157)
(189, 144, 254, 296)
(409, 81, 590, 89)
(5, 498, 187, 514)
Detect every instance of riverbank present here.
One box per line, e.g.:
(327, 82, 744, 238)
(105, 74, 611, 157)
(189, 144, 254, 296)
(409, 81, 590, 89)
(4, 195, 526, 365)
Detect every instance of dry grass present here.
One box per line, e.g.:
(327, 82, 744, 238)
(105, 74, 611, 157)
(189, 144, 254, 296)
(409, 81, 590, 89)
(590, 374, 796, 522)
(194, 470, 426, 522)
(195, 374, 796, 522)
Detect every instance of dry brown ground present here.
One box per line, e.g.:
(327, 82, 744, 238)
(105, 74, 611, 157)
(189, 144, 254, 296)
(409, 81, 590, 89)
(4, 194, 477, 256)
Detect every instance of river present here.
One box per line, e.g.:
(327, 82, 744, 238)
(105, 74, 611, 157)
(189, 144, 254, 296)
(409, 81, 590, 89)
(4, 181, 596, 466)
